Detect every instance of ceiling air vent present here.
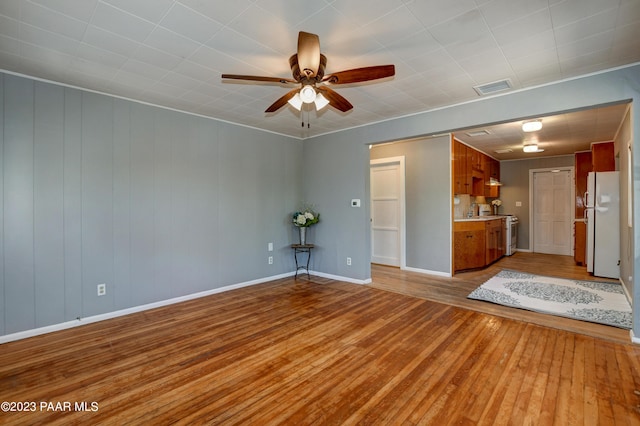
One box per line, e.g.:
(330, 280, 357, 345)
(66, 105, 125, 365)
(494, 149, 513, 154)
(465, 129, 491, 137)
(473, 79, 513, 96)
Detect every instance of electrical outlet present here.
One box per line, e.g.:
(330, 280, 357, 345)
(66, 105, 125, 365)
(268, 256, 273, 265)
(346, 257, 352, 266)
(97, 283, 106, 296)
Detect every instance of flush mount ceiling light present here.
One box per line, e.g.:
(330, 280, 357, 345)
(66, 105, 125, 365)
(522, 120, 542, 132)
(523, 143, 544, 153)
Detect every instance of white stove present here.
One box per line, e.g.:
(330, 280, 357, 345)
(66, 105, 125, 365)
(504, 215, 518, 256)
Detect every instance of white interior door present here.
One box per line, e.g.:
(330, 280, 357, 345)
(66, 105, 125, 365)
(370, 157, 405, 267)
(532, 169, 572, 255)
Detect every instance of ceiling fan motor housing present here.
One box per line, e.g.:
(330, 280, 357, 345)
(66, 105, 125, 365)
(289, 54, 327, 83)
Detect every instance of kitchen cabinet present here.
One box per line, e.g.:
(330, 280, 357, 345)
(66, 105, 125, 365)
(575, 151, 592, 218)
(575, 220, 587, 266)
(485, 218, 505, 264)
(454, 218, 505, 272)
(454, 221, 485, 270)
(453, 139, 499, 197)
(484, 157, 500, 198)
(453, 140, 471, 194)
(592, 141, 615, 172)
(471, 149, 484, 172)
(574, 151, 591, 266)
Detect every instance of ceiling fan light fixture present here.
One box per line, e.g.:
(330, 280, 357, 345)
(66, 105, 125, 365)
(299, 85, 316, 103)
(522, 120, 542, 132)
(287, 93, 303, 110)
(314, 92, 329, 110)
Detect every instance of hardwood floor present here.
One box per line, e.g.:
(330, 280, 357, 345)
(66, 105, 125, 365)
(1, 252, 639, 424)
(371, 251, 631, 344)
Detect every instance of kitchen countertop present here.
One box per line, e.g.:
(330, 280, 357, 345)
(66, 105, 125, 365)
(454, 215, 504, 222)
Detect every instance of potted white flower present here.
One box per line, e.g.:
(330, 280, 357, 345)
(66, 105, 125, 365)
(491, 199, 502, 215)
(292, 207, 320, 245)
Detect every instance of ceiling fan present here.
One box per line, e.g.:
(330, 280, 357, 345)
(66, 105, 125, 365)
(221, 31, 395, 113)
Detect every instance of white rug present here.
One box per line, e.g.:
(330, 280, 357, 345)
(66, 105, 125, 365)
(468, 270, 632, 329)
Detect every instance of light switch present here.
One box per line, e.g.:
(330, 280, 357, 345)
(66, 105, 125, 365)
(351, 199, 361, 207)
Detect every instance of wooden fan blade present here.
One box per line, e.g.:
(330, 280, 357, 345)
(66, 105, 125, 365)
(297, 31, 320, 78)
(322, 65, 395, 84)
(317, 86, 353, 112)
(222, 74, 296, 84)
(265, 88, 300, 113)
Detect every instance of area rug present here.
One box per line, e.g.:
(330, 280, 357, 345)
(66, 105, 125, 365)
(468, 270, 632, 329)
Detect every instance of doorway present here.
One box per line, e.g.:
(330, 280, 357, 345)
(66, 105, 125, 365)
(530, 168, 574, 255)
(370, 157, 405, 267)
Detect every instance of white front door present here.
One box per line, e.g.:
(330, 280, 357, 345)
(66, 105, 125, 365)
(532, 169, 572, 255)
(370, 157, 405, 267)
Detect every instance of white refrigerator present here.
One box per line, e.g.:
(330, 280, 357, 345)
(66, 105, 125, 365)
(585, 171, 620, 278)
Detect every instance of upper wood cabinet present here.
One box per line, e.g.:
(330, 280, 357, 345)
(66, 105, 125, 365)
(453, 140, 471, 194)
(452, 138, 500, 197)
(592, 141, 615, 172)
(484, 157, 500, 198)
(471, 149, 484, 171)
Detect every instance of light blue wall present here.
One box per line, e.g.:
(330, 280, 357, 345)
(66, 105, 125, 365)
(0, 73, 302, 336)
(2, 63, 640, 340)
(370, 136, 452, 274)
(304, 64, 640, 338)
(301, 127, 371, 280)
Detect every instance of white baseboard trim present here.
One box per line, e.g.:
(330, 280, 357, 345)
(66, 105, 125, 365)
(631, 329, 640, 345)
(309, 270, 372, 285)
(402, 266, 451, 278)
(0, 271, 295, 345)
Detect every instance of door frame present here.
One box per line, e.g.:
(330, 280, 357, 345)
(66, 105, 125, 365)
(528, 166, 575, 255)
(370, 156, 406, 269)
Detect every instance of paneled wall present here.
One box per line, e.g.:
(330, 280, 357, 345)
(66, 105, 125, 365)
(0, 73, 302, 336)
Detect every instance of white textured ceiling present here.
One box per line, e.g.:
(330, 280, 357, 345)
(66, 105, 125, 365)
(0, 0, 639, 157)
(455, 102, 631, 160)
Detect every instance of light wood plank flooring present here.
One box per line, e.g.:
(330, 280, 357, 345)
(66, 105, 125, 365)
(0, 252, 639, 424)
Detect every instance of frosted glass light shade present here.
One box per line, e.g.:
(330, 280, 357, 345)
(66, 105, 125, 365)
(314, 92, 329, 110)
(299, 85, 316, 103)
(522, 120, 542, 132)
(288, 93, 303, 110)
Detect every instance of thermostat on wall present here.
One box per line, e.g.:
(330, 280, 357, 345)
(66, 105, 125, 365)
(351, 199, 361, 207)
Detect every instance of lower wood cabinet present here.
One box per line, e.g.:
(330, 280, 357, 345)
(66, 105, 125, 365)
(454, 221, 485, 270)
(574, 220, 586, 266)
(454, 218, 505, 272)
(485, 218, 505, 265)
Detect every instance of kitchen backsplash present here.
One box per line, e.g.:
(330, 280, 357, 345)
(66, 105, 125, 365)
(454, 194, 471, 218)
